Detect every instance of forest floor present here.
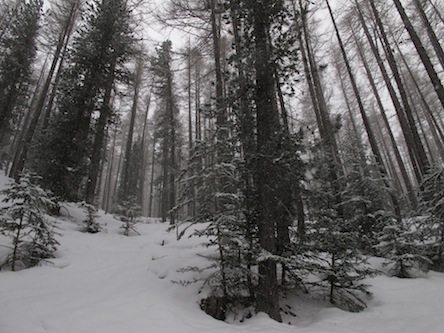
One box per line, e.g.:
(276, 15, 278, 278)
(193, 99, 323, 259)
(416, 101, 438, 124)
(0, 174, 443, 333)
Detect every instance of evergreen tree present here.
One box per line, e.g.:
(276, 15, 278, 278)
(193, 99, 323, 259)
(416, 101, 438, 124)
(176, 135, 257, 320)
(308, 214, 378, 312)
(114, 197, 141, 236)
(417, 165, 444, 271)
(78, 201, 101, 233)
(32, 0, 135, 202)
(0, 0, 42, 152)
(304, 139, 378, 311)
(339, 127, 395, 253)
(0, 173, 58, 271)
(150, 40, 182, 224)
(375, 220, 431, 278)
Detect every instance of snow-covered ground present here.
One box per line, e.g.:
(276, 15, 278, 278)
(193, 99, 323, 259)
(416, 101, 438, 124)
(1, 175, 443, 333)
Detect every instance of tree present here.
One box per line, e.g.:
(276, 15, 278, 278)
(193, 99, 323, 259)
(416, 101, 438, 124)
(32, 0, 136, 202)
(119, 55, 145, 204)
(8, 0, 81, 180)
(325, 0, 401, 220)
(150, 40, 182, 224)
(392, 0, 444, 110)
(375, 221, 431, 278)
(417, 165, 444, 271)
(0, 0, 42, 151)
(0, 173, 58, 271)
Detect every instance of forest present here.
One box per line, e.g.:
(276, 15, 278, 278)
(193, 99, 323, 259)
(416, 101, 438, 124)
(0, 0, 444, 324)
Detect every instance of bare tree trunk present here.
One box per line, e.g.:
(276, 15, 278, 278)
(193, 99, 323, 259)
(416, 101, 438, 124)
(120, 57, 143, 203)
(140, 93, 151, 215)
(392, 0, 444, 110)
(103, 126, 118, 213)
(387, 24, 444, 162)
(8, 1, 79, 180)
(413, 0, 444, 70)
(85, 60, 115, 204)
(298, 0, 344, 216)
(186, 43, 195, 218)
(371, 0, 430, 176)
(326, 0, 401, 220)
(355, 0, 425, 182)
(351, 28, 418, 208)
(148, 132, 156, 218)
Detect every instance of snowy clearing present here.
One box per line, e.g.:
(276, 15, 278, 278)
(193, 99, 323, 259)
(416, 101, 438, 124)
(0, 176, 443, 333)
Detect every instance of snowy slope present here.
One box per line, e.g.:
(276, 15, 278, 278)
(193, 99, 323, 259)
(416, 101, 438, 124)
(0, 175, 443, 333)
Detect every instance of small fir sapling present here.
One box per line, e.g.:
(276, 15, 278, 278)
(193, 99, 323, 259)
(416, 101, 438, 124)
(114, 199, 141, 236)
(77, 201, 101, 233)
(308, 211, 378, 312)
(0, 173, 59, 271)
(375, 220, 431, 278)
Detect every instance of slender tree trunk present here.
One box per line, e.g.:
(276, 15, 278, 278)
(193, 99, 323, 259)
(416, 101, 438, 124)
(326, 0, 401, 220)
(186, 44, 195, 218)
(8, 2, 78, 180)
(120, 57, 143, 202)
(85, 61, 116, 204)
(392, 0, 444, 110)
(103, 126, 118, 213)
(371, 0, 430, 176)
(140, 93, 151, 215)
(428, 0, 444, 25)
(387, 24, 444, 162)
(413, 0, 444, 70)
(355, 0, 424, 182)
(148, 133, 156, 217)
(351, 28, 418, 208)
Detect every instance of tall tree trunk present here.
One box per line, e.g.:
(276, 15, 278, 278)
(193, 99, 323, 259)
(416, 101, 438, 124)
(355, 0, 424, 182)
(8, 1, 79, 180)
(103, 126, 118, 213)
(351, 28, 418, 208)
(392, 0, 444, 110)
(326, 0, 401, 220)
(387, 24, 444, 162)
(140, 93, 151, 215)
(252, 0, 282, 322)
(120, 57, 143, 203)
(85, 60, 116, 204)
(370, 0, 430, 176)
(413, 0, 444, 70)
(148, 133, 156, 217)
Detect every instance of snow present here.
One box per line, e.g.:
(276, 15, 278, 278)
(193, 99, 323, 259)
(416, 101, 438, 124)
(1, 175, 444, 333)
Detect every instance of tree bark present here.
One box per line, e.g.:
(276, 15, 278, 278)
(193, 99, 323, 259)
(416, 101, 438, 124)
(252, 0, 282, 322)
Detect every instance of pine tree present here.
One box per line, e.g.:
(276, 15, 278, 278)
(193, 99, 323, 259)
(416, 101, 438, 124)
(78, 201, 101, 233)
(339, 127, 395, 253)
(176, 131, 258, 320)
(308, 215, 378, 312)
(0, 0, 42, 151)
(375, 220, 431, 278)
(32, 0, 135, 202)
(150, 40, 182, 224)
(0, 173, 58, 271)
(417, 165, 444, 271)
(304, 139, 378, 312)
(114, 197, 141, 236)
